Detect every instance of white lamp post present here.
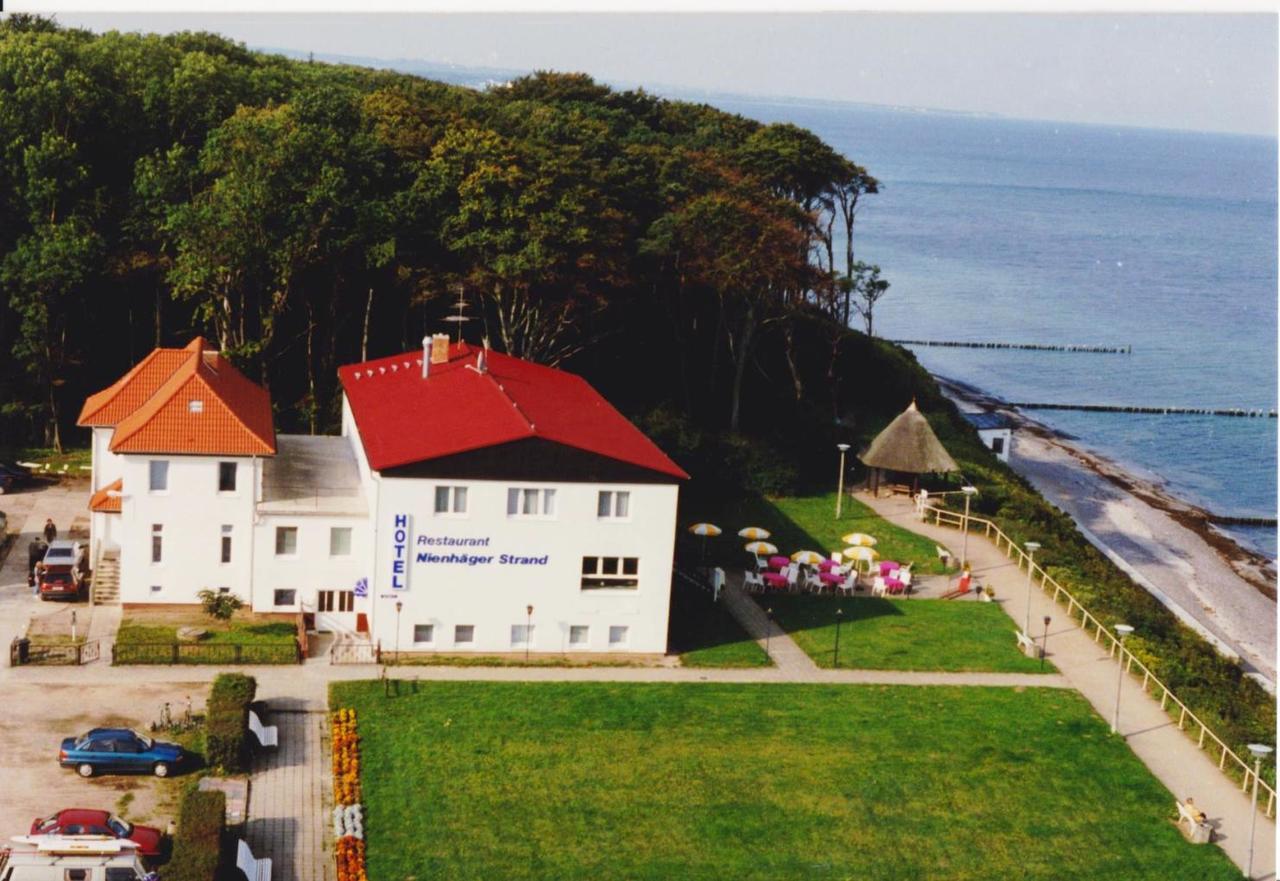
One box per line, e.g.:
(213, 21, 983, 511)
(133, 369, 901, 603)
(1023, 541, 1041, 638)
(960, 486, 978, 568)
(1247, 742, 1274, 880)
(835, 444, 851, 519)
(1111, 624, 1134, 734)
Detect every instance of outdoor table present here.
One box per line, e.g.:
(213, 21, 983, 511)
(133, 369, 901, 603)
(880, 561, 901, 576)
(768, 555, 790, 570)
(884, 576, 905, 594)
(818, 559, 839, 571)
(818, 571, 843, 587)
(762, 572, 788, 589)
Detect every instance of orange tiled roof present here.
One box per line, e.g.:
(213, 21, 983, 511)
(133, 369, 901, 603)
(89, 478, 122, 513)
(81, 337, 276, 457)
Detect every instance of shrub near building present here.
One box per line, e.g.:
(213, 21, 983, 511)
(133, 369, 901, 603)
(205, 673, 257, 774)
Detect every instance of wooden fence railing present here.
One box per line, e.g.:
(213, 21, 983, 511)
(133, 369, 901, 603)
(922, 503, 1276, 819)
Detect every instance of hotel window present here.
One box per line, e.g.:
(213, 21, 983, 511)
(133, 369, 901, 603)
(220, 525, 232, 563)
(318, 590, 355, 613)
(149, 585, 162, 595)
(413, 624, 435, 645)
(149, 460, 169, 492)
(434, 486, 468, 515)
(511, 624, 534, 647)
(580, 556, 640, 590)
(218, 461, 237, 492)
(454, 624, 475, 645)
(275, 526, 298, 556)
(507, 487, 556, 517)
(569, 625, 590, 648)
(597, 490, 630, 519)
(991, 437, 1005, 455)
(330, 527, 353, 556)
(151, 524, 163, 564)
(608, 625, 629, 647)
(273, 589, 296, 606)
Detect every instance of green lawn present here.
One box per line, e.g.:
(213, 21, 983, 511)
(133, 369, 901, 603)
(668, 577, 771, 668)
(117, 619, 297, 645)
(333, 681, 1238, 881)
(768, 595, 1049, 673)
(683, 492, 952, 576)
(114, 618, 298, 664)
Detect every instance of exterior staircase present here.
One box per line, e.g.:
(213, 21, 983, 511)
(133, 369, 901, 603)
(92, 550, 120, 605)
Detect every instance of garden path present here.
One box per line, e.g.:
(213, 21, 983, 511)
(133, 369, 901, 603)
(859, 490, 1276, 881)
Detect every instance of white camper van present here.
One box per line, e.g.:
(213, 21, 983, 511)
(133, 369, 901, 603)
(0, 836, 153, 881)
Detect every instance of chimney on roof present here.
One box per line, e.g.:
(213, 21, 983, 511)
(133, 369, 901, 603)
(421, 335, 431, 379)
(431, 333, 450, 365)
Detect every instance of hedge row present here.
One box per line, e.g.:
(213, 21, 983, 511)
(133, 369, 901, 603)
(165, 788, 225, 881)
(206, 673, 257, 774)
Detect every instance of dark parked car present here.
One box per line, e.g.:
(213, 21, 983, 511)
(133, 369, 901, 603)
(0, 461, 31, 493)
(59, 728, 185, 778)
(30, 809, 164, 856)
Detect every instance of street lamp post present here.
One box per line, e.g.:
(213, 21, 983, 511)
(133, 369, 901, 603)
(1111, 624, 1134, 734)
(765, 608, 773, 657)
(394, 600, 403, 666)
(1040, 616, 1051, 672)
(1022, 541, 1041, 638)
(1247, 743, 1274, 880)
(835, 444, 851, 519)
(960, 486, 978, 569)
(525, 604, 534, 663)
(834, 607, 844, 667)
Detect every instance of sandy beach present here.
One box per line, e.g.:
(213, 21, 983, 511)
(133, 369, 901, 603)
(938, 377, 1278, 689)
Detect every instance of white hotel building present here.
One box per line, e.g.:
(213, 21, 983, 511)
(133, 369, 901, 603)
(79, 335, 686, 656)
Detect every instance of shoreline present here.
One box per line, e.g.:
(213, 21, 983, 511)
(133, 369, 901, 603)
(936, 374, 1277, 688)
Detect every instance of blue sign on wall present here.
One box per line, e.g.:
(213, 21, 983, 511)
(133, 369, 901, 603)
(390, 514, 411, 590)
(354, 577, 368, 598)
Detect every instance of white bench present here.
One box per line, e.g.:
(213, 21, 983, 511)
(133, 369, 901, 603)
(237, 838, 273, 881)
(936, 546, 953, 567)
(1176, 800, 1212, 844)
(248, 709, 278, 748)
(1015, 630, 1042, 658)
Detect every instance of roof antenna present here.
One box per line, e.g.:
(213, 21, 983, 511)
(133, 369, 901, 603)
(443, 282, 472, 343)
(477, 336, 490, 373)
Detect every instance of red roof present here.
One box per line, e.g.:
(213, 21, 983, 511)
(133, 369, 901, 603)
(78, 338, 276, 457)
(338, 343, 687, 479)
(89, 478, 122, 513)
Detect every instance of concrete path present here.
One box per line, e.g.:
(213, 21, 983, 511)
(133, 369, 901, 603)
(859, 490, 1276, 880)
(246, 704, 335, 881)
(720, 582, 818, 676)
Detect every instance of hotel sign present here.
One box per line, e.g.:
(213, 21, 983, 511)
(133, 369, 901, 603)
(390, 514, 411, 590)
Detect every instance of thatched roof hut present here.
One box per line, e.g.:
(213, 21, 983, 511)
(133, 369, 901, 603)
(859, 401, 958, 491)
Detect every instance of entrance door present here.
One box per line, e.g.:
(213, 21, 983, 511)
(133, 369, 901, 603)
(316, 589, 357, 635)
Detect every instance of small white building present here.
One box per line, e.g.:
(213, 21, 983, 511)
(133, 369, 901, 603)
(962, 411, 1014, 462)
(80, 334, 687, 657)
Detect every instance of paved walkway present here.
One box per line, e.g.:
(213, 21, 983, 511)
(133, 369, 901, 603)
(246, 704, 335, 881)
(720, 582, 818, 676)
(859, 490, 1276, 881)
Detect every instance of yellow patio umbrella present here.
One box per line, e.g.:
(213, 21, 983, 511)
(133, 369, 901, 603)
(843, 545, 880, 573)
(737, 526, 772, 540)
(688, 523, 722, 563)
(790, 550, 825, 566)
(744, 541, 778, 556)
(841, 532, 878, 547)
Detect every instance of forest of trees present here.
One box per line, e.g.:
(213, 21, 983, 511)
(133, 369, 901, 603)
(0, 16, 894, 465)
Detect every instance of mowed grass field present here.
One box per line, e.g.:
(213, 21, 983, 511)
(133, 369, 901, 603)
(333, 681, 1239, 881)
(768, 595, 1049, 673)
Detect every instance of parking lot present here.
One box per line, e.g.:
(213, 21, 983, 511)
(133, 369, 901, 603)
(0, 680, 212, 839)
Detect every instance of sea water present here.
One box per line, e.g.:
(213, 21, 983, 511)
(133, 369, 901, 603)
(712, 97, 1278, 559)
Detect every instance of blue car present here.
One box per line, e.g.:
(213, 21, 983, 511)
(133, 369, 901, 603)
(59, 728, 185, 778)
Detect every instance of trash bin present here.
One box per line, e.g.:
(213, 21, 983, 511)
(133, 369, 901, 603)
(15, 637, 30, 665)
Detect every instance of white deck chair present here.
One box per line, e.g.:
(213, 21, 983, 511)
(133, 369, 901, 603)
(743, 570, 764, 592)
(785, 562, 800, 592)
(871, 576, 887, 598)
(804, 569, 823, 592)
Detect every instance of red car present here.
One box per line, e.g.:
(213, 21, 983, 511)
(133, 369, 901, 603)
(29, 809, 164, 856)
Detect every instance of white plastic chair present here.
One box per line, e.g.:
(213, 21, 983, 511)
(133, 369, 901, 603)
(785, 563, 800, 591)
(804, 570, 823, 592)
(872, 576, 887, 597)
(743, 570, 764, 592)
(836, 572, 856, 597)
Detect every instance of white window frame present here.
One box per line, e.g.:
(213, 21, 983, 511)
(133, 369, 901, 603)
(329, 526, 353, 557)
(413, 624, 435, 645)
(580, 555, 640, 590)
(434, 486, 469, 517)
(568, 625, 590, 648)
(275, 526, 298, 557)
(510, 624, 534, 647)
(217, 461, 237, 493)
(608, 625, 630, 648)
(506, 486, 557, 519)
(273, 589, 297, 607)
(597, 490, 631, 520)
(220, 524, 232, 564)
(148, 460, 169, 493)
(454, 624, 475, 645)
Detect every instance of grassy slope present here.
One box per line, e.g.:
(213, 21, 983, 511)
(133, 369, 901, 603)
(334, 680, 1239, 881)
(768, 595, 1049, 673)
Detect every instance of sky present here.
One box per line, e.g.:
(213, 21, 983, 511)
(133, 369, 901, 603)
(54, 12, 1278, 136)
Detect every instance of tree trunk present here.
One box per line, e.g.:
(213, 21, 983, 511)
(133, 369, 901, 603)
(782, 322, 804, 402)
(305, 299, 316, 435)
(728, 304, 756, 433)
(47, 380, 62, 454)
(361, 286, 374, 362)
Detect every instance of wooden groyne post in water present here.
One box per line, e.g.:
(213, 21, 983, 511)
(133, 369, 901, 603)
(1009, 402, 1277, 418)
(891, 339, 1132, 354)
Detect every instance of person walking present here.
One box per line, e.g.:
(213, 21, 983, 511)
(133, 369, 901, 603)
(42, 518, 56, 543)
(27, 536, 47, 593)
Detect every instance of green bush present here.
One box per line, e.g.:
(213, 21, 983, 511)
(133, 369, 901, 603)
(205, 673, 257, 773)
(165, 788, 225, 881)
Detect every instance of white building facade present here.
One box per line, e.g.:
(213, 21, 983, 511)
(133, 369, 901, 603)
(81, 335, 685, 656)
(962, 411, 1014, 463)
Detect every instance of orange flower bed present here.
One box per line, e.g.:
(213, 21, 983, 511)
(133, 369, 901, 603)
(332, 707, 368, 881)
